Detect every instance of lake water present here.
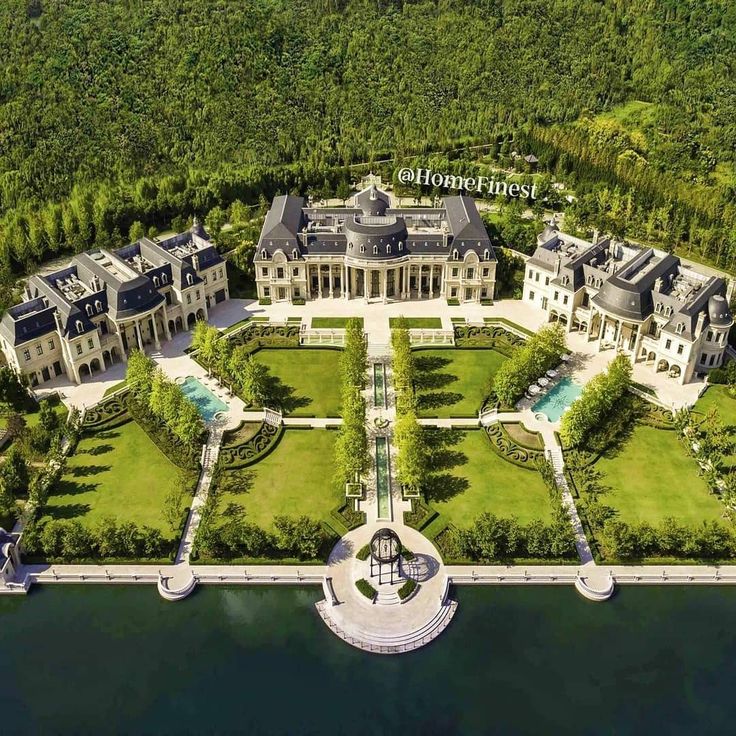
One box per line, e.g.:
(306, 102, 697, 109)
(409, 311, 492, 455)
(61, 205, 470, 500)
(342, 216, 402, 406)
(2, 585, 736, 734)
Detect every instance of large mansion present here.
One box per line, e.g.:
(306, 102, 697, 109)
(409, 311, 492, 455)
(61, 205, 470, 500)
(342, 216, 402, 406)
(254, 182, 497, 304)
(524, 224, 733, 384)
(0, 221, 229, 386)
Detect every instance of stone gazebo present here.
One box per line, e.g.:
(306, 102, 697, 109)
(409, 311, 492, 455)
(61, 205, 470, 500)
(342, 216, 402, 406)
(369, 527, 402, 585)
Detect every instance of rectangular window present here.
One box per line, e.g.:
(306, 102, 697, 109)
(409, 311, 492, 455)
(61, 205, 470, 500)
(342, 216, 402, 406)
(36, 344, 43, 356)
(529, 290, 535, 301)
(261, 267, 268, 277)
(482, 268, 489, 277)
(23, 349, 31, 361)
(48, 339, 55, 350)
(466, 269, 474, 279)
(710, 354, 716, 366)
(219, 269, 223, 278)
(293, 267, 299, 277)
(545, 277, 549, 286)
(706, 330, 713, 342)
(186, 294, 192, 305)
(294, 288, 301, 297)
(277, 268, 284, 279)
(563, 295, 569, 306)
(203, 275, 208, 284)
(701, 353, 707, 364)
(527, 269, 532, 279)
(677, 344, 684, 355)
(76, 344, 83, 356)
(195, 290, 200, 300)
(535, 272, 540, 282)
(88, 338, 94, 350)
(554, 291, 559, 301)
(451, 268, 459, 278)
(665, 339, 672, 350)
(263, 287, 270, 297)
(450, 287, 458, 297)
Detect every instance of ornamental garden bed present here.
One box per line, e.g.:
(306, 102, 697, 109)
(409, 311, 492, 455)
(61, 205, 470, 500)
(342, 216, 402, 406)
(414, 348, 506, 418)
(420, 428, 551, 540)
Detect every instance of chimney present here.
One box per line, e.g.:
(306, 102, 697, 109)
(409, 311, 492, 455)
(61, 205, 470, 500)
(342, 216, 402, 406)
(191, 254, 200, 272)
(695, 311, 706, 339)
(592, 228, 599, 244)
(554, 255, 561, 277)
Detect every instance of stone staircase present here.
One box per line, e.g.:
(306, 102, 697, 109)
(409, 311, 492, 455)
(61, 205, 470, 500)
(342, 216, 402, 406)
(375, 589, 401, 606)
(315, 598, 458, 654)
(546, 445, 565, 474)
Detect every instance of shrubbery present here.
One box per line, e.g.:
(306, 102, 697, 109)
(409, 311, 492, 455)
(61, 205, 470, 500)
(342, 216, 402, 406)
(356, 578, 376, 600)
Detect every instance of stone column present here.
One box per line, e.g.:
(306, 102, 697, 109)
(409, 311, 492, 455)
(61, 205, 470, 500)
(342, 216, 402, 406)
(328, 266, 334, 298)
(382, 269, 388, 303)
(429, 266, 434, 299)
(116, 331, 127, 362)
(364, 268, 369, 302)
(162, 304, 172, 341)
(597, 317, 605, 350)
(342, 265, 348, 299)
(151, 312, 160, 349)
(134, 321, 144, 351)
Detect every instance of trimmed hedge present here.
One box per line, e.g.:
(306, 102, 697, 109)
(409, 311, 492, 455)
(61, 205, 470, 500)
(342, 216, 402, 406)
(331, 499, 366, 531)
(82, 392, 130, 430)
(219, 420, 284, 469)
(453, 324, 526, 352)
(640, 405, 676, 430)
(403, 497, 437, 531)
(356, 544, 370, 561)
(398, 578, 418, 600)
(356, 578, 376, 600)
(485, 422, 545, 468)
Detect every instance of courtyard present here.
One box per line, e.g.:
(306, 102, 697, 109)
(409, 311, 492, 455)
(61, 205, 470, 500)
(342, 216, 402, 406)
(415, 348, 506, 417)
(422, 428, 551, 537)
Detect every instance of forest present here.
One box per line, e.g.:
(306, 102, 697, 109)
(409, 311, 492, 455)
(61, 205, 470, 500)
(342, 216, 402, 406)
(0, 0, 735, 303)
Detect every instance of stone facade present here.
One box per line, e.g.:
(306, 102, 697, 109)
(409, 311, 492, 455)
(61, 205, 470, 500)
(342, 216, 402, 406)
(524, 224, 733, 384)
(254, 182, 496, 304)
(0, 220, 229, 386)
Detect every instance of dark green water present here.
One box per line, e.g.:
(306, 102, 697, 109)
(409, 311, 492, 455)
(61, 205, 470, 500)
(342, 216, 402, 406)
(1, 584, 735, 735)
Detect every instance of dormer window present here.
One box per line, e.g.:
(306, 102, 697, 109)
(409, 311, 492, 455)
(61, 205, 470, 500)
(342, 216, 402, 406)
(676, 322, 684, 334)
(292, 249, 298, 260)
(665, 306, 673, 317)
(452, 249, 459, 260)
(153, 276, 160, 287)
(562, 276, 569, 286)
(95, 300, 102, 313)
(261, 249, 267, 259)
(76, 320, 83, 334)
(348, 242, 353, 250)
(398, 242, 404, 252)
(360, 245, 365, 254)
(655, 302, 662, 313)
(373, 245, 379, 255)
(186, 273, 194, 286)
(483, 249, 490, 261)
(387, 244, 392, 254)
(85, 304, 93, 317)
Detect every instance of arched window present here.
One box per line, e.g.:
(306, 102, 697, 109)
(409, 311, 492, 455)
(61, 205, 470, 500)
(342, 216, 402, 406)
(76, 320, 83, 334)
(153, 276, 160, 287)
(95, 300, 102, 313)
(398, 241, 404, 251)
(186, 273, 194, 286)
(655, 302, 662, 313)
(387, 244, 392, 254)
(348, 242, 353, 250)
(85, 304, 93, 317)
(452, 249, 459, 260)
(373, 245, 379, 255)
(292, 249, 298, 260)
(484, 249, 490, 261)
(676, 322, 684, 334)
(162, 273, 168, 284)
(261, 248, 267, 259)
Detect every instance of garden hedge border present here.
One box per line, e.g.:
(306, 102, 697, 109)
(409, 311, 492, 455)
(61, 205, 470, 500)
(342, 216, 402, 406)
(403, 497, 438, 531)
(485, 422, 545, 469)
(218, 420, 284, 469)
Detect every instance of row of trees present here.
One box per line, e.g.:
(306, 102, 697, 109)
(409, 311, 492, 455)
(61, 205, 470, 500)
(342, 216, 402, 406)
(493, 324, 567, 406)
(24, 517, 169, 561)
(126, 350, 204, 446)
(560, 355, 632, 448)
(191, 321, 269, 407)
(334, 318, 369, 489)
(391, 319, 427, 494)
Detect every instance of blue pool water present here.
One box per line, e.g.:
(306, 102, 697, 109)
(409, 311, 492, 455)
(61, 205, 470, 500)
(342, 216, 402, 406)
(532, 376, 583, 422)
(180, 376, 229, 421)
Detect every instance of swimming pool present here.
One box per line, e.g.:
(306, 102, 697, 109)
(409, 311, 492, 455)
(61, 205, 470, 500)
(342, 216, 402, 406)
(532, 377, 583, 422)
(180, 376, 229, 421)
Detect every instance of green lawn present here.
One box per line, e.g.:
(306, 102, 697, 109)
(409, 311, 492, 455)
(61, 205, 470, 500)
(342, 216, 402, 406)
(695, 384, 736, 427)
(310, 317, 363, 329)
(217, 429, 341, 531)
(102, 380, 127, 398)
(424, 429, 551, 536)
(597, 424, 724, 525)
(389, 317, 442, 329)
(43, 420, 184, 535)
(255, 348, 342, 416)
(415, 348, 506, 417)
(24, 395, 68, 429)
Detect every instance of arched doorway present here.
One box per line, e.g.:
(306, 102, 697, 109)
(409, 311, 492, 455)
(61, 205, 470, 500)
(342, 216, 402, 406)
(657, 359, 669, 373)
(79, 363, 91, 380)
(102, 350, 112, 368)
(647, 351, 656, 363)
(196, 308, 206, 321)
(90, 357, 101, 373)
(110, 346, 120, 364)
(175, 316, 183, 331)
(187, 312, 197, 329)
(670, 365, 682, 379)
(168, 319, 176, 336)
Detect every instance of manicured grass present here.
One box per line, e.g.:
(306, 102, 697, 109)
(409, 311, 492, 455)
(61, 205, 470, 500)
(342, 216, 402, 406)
(310, 317, 363, 329)
(25, 395, 68, 429)
(389, 317, 442, 329)
(255, 348, 342, 416)
(597, 424, 724, 526)
(43, 420, 184, 535)
(423, 429, 551, 536)
(503, 422, 543, 449)
(102, 380, 127, 397)
(415, 348, 506, 417)
(217, 429, 341, 531)
(695, 384, 736, 427)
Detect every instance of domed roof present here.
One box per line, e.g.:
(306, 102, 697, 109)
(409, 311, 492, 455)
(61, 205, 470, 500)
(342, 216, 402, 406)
(708, 294, 733, 327)
(355, 185, 389, 216)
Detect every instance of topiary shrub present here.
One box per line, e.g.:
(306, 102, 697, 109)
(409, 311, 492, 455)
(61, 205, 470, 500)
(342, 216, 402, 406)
(356, 544, 370, 561)
(398, 578, 418, 600)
